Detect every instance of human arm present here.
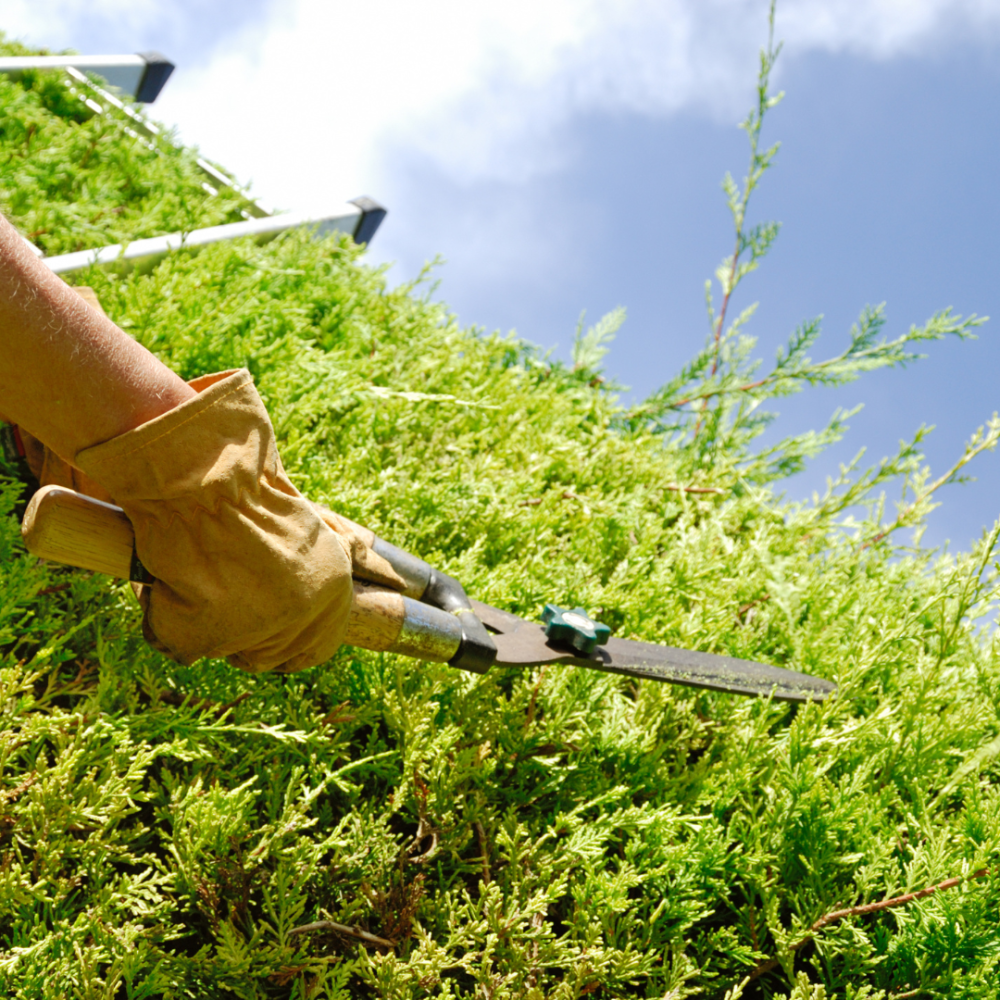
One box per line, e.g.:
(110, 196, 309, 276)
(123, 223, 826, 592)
(0, 212, 405, 672)
(0, 212, 194, 459)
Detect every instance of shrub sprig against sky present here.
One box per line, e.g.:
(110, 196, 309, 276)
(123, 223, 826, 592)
(2, 25, 1000, 999)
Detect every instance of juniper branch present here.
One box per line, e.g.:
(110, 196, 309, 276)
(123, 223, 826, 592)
(747, 868, 991, 983)
(708, 0, 782, 379)
(862, 414, 1000, 550)
(665, 307, 980, 413)
(288, 920, 396, 948)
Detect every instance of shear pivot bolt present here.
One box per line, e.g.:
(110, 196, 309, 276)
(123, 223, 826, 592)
(541, 604, 611, 655)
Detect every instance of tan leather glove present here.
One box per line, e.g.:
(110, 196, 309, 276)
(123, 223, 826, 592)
(11, 422, 405, 594)
(11, 422, 113, 502)
(70, 368, 404, 674)
(313, 507, 408, 591)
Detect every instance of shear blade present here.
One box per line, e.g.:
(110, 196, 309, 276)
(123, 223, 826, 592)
(470, 600, 835, 703)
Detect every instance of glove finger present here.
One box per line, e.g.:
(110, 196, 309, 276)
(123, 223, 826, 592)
(131, 581, 180, 662)
(313, 505, 407, 593)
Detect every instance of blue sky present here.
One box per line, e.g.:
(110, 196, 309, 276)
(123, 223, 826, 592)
(7, 0, 1000, 551)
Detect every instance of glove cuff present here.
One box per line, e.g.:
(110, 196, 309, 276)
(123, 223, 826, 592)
(75, 369, 286, 519)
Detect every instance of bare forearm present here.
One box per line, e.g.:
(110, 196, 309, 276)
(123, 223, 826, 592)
(0, 214, 194, 459)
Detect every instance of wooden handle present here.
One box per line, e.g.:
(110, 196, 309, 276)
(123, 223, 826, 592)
(20, 485, 463, 663)
(22, 485, 135, 578)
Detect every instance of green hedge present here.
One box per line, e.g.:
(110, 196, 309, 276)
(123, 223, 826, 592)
(1, 29, 999, 1000)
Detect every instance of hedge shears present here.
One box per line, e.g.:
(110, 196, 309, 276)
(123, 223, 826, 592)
(21, 485, 835, 702)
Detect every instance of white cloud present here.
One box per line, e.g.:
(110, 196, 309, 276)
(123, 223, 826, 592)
(7, 0, 1000, 212)
(781, 0, 1000, 57)
(139, 0, 1000, 215)
(1, 0, 271, 65)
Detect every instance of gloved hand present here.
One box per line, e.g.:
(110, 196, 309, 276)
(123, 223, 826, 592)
(68, 367, 405, 674)
(5, 287, 405, 672)
(10, 422, 405, 592)
(11, 420, 406, 600)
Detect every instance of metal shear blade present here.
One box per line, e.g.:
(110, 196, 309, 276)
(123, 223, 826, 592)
(469, 600, 835, 703)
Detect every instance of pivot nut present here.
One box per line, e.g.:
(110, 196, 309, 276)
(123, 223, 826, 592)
(541, 604, 611, 655)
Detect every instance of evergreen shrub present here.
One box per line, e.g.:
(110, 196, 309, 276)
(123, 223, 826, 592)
(1, 17, 999, 999)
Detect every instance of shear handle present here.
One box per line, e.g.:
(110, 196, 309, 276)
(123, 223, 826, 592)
(20, 486, 475, 668)
(368, 534, 496, 674)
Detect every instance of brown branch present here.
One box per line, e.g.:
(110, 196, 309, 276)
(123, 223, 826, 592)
(474, 820, 492, 884)
(525, 665, 546, 729)
(737, 594, 770, 625)
(712, 244, 741, 378)
(666, 376, 769, 411)
(747, 868, 990, 983)
(664, 483, 726, 496)
(407, 785, 440, 865)
(747, 904, 760, 953)
(319, 702, 357, 727)
(287, 920, 395, 948)
(0, 772, 37, 804)
(694, 237, 745, 439)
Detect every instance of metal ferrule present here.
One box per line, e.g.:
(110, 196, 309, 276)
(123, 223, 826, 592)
(394, 597, 463, 662)
(372, 536, 498, 673)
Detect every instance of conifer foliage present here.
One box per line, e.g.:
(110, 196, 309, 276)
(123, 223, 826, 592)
(2, 14, 1000, 998)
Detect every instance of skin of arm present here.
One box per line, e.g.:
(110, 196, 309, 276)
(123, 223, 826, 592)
(0, 212, 194, 461)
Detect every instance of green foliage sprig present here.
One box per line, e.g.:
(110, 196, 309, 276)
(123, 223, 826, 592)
(622, 0, 983, 499)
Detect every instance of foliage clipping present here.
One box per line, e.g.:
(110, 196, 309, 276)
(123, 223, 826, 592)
(2, 17, 1000, 999)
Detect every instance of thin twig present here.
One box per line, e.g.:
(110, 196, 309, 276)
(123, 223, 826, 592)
(711, 244, 742, 379)
(812, 870, 989, 928)
(664, 483, 726, 496)
(694, 194, 746, 440)
(408, 820, 439, 864)
(408, 780, 440, 865)
(474, 820, 492, 884)
(747, 868, 990, 982)
(287, 920, 396, 948)
(747, 903, 760, 953)
(319, 702, 357, 727)
(0, 772, 37, 804)
(862, 422, 1000, 550)
(667, 376, 769, 411)
(525, 666, 547, 729)
(158, 690, 252, 717)
(737, 594, 770, 625)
